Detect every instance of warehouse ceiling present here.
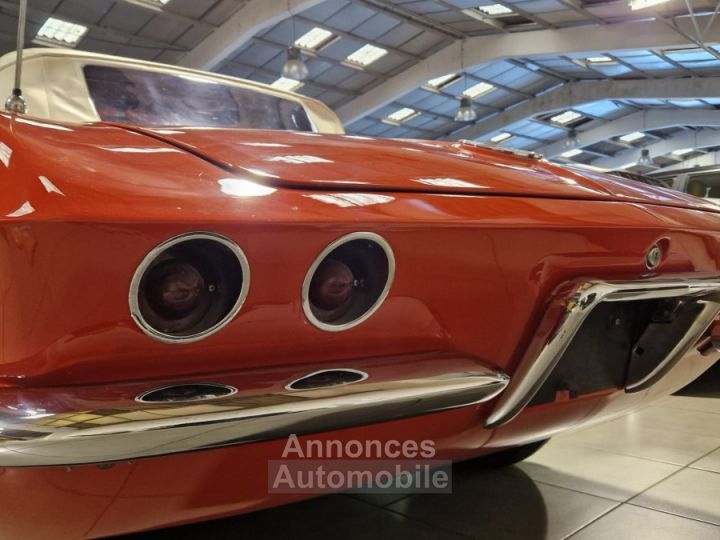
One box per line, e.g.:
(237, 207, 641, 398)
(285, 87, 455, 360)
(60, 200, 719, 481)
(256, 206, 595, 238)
(1, 0, 720, 174)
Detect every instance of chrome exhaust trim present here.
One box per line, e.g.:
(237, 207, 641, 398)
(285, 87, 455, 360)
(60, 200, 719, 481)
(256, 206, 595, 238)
(485, 277, 720, 429)
(0, 369, 508, 467)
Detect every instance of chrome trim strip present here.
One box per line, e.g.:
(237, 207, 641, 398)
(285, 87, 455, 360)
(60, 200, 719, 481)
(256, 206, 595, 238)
(135, 382, 238, 403)
(285, 368, 369, 390)
(129, 232, 250, 344)
(485, 278, 720, 428)
(0, 369, 508, 467)
(459, 139, 542, 160)
(301, 232, 395, 332)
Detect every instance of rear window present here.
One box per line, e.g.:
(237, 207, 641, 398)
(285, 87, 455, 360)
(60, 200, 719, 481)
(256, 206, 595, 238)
(83, 65, 314, 131)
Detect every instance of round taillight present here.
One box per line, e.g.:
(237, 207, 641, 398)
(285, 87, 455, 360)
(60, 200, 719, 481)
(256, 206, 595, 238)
(302, 232, 394, 331)
(130, 233, 249, 343)
(146, 261, 208, 320)
(309, 258, 355, 310)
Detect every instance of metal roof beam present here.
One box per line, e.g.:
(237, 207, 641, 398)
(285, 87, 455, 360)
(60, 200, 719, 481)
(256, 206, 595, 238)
(556, 0, 606, 24)
(223, 60, 360, 97)
(492, 0, 556, 28)
(178, 0, 325, 70)
(577, 125, 720, 169)
(336, 19, 720, 126)
(650, 147, 720, 173)
(539, 109, 720, 159)
(449, 77, 720, 142)
(659, 14, 720, 61)
(355, 0, 467, 39)
(119, 0, 216, 29)
(292, 14, 422, 62)
(449, 3, 507, 33)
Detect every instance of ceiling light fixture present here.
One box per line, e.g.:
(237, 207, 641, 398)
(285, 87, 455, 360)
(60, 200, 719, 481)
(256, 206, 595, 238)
(564, 129, 579, 149)
(455, 40, 478, 123)
(455, 96, 477, 123)
(282, 46, 309, 80)
(672, 148, 694, 156)
(638, 148, 653, 166)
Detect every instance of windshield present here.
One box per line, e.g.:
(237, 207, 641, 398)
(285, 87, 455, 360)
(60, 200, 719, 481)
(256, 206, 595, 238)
(83, 65, 314, 131)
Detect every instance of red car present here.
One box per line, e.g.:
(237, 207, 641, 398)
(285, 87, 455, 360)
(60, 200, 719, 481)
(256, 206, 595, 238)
(0, 49, 719, 539)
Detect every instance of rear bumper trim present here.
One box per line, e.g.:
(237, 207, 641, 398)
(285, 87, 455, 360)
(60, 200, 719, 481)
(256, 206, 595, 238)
(0, 369, 508, 467)
(485, 277, 720, 429)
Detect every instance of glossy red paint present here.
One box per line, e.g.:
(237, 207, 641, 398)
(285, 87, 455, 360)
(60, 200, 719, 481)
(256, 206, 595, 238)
(0, 113, 719, 538)
(0, 345, 715, 540)
(135, 126, 720, 212)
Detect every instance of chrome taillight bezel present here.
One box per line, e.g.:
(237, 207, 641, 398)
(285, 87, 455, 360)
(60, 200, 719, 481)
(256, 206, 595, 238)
(129, 232, 250, 344)
(301, 232, 395, 332)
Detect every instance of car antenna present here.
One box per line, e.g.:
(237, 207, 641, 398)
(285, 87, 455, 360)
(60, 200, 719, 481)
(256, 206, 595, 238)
(5, 0, 27, 114)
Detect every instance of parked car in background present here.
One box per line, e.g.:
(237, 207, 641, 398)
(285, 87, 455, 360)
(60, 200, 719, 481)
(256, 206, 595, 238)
(650, 165, 720, 206)
(608, 169, 673, 188)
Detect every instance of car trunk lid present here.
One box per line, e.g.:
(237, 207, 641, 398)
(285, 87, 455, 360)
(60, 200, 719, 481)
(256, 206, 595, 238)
(128, 127, 720, 213)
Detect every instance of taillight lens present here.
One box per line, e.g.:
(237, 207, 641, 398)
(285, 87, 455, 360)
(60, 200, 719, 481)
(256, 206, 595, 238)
(146, 261, 208, 320)
(303, 233, 394, 331)
(130, 233, 249, 343)
(309, 258, 355, 311)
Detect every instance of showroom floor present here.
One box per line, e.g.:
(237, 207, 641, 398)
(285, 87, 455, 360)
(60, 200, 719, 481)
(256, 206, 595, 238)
(130, 395, 720, 540)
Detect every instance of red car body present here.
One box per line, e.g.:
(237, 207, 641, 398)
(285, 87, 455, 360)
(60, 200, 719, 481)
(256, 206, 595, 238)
(0, 51, 719, 539)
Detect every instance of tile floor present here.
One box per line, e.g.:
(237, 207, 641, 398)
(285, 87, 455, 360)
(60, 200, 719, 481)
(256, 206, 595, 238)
(131, 396, 720, 539)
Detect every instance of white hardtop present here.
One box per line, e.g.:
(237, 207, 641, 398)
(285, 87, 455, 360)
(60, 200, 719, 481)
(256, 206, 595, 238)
(0, 48, 343, 133)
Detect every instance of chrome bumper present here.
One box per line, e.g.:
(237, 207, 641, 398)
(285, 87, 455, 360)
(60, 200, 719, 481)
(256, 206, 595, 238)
(486, 277, 720, 428)
(0, 369, 508, 467)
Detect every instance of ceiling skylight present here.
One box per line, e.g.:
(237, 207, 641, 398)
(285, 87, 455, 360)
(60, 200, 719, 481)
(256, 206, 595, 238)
(384, 107, 420, 124)
(426, 73, 461, 90)
(462, 81, 495, 99)
(294, 27, 335, 51)
(629, 0, 670, 10)
(490, 132, 513, 143)
(585, 56, 615, 64)
(125, 0, 172, 8)
(34, 17, 88, 47)
(271, 77, 304, 92)
(619, 131, 646, 143)
(345, 44, 388, 67)
(477, 4, 514, 16)
(550, 110, 582, 125)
